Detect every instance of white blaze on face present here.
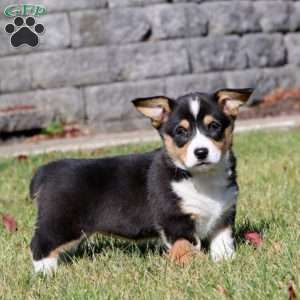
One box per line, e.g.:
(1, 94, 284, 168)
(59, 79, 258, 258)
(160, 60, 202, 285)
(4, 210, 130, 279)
(185, 97, 222, 169)
(185, 129, 222, 168)
(190, 97, 200, 119)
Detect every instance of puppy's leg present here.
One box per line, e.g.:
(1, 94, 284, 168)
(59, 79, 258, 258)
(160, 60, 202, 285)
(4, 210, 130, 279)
(160, 215, 200, 266)
(30, 226, 82, 274)
(168, 239, 198, 266)
(209, 226, 235, 262)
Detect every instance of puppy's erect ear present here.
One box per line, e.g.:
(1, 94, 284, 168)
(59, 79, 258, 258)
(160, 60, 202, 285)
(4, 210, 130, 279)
(132, 96, 174, 128)
(216, 88, 253, 117)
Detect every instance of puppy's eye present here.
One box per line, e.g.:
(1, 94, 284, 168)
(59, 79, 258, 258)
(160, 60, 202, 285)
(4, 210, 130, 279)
(208, 121, 222, 131)
(175, 126, 188, 137)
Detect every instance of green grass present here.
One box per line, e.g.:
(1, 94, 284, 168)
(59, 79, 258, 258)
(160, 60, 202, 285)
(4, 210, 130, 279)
(0, 130, 299, 300)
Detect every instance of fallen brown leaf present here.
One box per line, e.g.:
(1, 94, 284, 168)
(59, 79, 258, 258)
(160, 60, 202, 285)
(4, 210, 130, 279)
(288, 282, 297, 300)
(244, 231, 263, 248)
(1, 213, 18, 232)
(17, 154, 28, 161)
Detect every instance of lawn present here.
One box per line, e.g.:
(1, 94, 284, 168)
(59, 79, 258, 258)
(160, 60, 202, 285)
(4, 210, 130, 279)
(0, 130, 299, 300)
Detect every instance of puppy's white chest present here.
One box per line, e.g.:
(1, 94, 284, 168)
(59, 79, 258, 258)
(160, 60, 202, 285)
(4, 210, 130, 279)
(171, 172, 237, 239)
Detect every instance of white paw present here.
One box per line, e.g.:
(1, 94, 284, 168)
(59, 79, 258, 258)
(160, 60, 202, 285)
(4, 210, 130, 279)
(210, 227, 235, 262)
(211, 245, 235, 262)
(33, 257, 58, 274)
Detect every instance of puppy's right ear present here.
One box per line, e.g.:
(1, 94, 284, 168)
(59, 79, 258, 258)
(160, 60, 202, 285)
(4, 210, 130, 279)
(132, 96, 174, 129)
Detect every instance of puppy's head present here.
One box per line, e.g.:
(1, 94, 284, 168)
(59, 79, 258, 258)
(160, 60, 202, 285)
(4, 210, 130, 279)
(133, 88, 253, 171)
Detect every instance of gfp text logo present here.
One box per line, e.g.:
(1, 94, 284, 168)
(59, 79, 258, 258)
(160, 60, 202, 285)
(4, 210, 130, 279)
(4, 4, 47, 17)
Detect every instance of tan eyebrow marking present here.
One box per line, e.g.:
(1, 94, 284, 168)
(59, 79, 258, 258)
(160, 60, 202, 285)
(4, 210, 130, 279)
(163, 134, 191, 167)
(211, 125, 233, 153)
(179, 119, 190, 129)
(203, 115, 216, 126)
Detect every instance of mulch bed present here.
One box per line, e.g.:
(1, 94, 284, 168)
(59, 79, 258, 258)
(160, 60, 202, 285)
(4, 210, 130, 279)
(239, 88, 300, 119)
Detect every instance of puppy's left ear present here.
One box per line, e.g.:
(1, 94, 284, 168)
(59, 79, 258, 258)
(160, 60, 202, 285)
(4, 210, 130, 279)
(132, 96, 174, 128)
(216, 88, 254, 117)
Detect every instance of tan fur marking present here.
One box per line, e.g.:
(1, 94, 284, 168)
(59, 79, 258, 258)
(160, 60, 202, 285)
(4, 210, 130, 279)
(190, 214, 198, 220)
(48, 231, 158, 259)
(135, 97, 171, 128)
(212, 125, 233, 153)
(217, 91, 250, 117)
(49, 239, 82, 258)
(203, 115, 216, 126)
(164, 134, 190, 167)
(217, 91, 250, 103)
(168, 239, 196, 266)
(179, 119, 190, 130)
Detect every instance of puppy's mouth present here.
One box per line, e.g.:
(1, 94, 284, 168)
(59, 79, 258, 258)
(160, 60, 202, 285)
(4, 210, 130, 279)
(195, 162, 211, 167)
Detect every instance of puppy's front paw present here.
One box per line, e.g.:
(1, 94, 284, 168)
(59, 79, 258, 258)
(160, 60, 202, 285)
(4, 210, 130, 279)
(210, 245, 235, 262)
(168, 239, 197, 267)
(210, 227, 235, 262)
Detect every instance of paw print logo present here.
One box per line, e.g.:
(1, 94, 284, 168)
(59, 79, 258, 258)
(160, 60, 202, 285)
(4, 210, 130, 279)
(5, 16, 45, 48)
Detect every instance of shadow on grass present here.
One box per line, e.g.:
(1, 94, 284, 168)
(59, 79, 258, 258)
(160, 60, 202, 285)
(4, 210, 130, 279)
(59, 217, 274, 265)
(60, 236, 165, 265)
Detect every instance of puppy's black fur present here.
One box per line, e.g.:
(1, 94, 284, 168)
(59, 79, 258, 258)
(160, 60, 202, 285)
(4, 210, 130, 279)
(30, 153, 157, 260)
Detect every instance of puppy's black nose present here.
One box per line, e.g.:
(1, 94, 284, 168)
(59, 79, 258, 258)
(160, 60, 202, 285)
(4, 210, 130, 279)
(194, 148, 208, 160)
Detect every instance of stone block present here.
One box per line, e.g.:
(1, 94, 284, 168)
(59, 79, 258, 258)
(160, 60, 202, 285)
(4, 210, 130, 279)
(254, 1, 290, 33)
(166, 73, 225, 98)
(110, 40, 190, 81)
(185, 4, 208, 37)
(189, 36, 247, 73)
(29, 47, 111, 89)
(263, 65, 300, 89)
(84, 79, 165, 130)
(289, 2, 300, 31)
(71, 8, 150, 47)
(38, 13, 71, 49)
(201, 2, 260, 35)
(241, 34, 286, 68)
(147, 4, 207, 39)
(0, 87, 84, 132)
(285, 34, 300, 65)
(146, 4, 187, 40)
(0, 55, 31, 93)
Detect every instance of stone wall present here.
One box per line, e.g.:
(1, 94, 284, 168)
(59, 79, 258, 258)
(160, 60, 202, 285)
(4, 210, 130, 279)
(1, 0, 300, 133)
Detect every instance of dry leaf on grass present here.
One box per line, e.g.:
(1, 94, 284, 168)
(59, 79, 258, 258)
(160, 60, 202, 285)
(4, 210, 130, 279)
(1, 213, 18, 232)
(17, 154, 28, 161)
(288, 282, 297, 300)
(244, 232, 263, 248)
